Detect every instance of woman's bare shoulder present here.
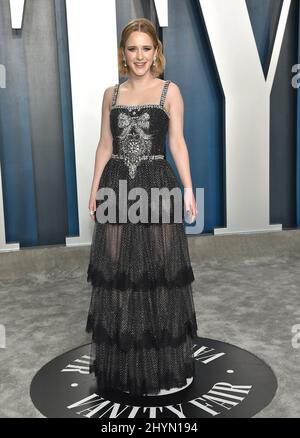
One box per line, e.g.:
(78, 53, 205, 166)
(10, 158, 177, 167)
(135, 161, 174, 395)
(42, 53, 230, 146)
(167, 80, 181, 93)
(100, 84, 117, 108)
(104, 84, 117, 97)
(166, 80, 182, 105)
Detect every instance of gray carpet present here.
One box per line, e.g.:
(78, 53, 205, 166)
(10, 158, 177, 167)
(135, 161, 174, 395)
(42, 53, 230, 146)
(0, 230, 299, 417)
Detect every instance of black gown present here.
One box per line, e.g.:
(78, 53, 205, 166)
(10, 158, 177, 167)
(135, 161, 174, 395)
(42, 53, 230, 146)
(86, 79, 198, 396)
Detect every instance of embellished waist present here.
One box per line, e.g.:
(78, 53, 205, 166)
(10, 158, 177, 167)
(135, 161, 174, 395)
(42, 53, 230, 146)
(110, 153, 165, 179)
(111, 153, 165, 161)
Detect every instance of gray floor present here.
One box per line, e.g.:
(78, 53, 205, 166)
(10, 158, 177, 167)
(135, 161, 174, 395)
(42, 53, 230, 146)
(0, 230, 300, 417)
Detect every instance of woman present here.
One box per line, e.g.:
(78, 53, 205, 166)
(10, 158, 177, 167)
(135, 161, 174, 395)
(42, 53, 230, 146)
(86, 18, 198, 397)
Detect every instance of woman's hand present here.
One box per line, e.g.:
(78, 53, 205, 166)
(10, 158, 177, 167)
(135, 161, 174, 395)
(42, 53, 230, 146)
(88, 192, 97, 222)
(184, 188, 198, 224)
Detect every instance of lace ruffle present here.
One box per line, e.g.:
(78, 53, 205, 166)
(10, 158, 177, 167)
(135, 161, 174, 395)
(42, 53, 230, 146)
(87, 263, 194, 291)
(86, 316, 197, 352)
(92, 354, 195, 397)
(85, 281, 198, 395)
(87, 329, 196, 397)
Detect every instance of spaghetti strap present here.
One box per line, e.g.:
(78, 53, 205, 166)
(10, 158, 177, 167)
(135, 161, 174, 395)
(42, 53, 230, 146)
(111, 83, 120, 107)
(159, 80, 171, 108)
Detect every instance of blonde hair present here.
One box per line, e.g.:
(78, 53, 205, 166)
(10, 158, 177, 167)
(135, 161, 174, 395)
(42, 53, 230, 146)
(118, 18, 165, 78)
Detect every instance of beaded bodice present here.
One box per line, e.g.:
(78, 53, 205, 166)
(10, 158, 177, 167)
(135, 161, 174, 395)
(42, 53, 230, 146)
(110, 80, 171, 178)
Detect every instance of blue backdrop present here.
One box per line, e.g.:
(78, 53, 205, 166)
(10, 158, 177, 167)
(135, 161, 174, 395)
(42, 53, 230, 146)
(0, 0, 299, 246)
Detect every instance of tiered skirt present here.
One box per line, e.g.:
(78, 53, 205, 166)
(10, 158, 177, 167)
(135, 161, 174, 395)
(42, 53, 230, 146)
(85, 158, 198, 396)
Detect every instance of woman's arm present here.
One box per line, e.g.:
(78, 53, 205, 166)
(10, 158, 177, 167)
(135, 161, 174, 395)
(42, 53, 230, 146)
(167, 82, 197, 223)
(167, 82, 193, 189)
(89, 86, 114, 198)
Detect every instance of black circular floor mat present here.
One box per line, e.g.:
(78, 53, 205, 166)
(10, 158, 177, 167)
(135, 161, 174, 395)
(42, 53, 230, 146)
(30, 337, 277, 418)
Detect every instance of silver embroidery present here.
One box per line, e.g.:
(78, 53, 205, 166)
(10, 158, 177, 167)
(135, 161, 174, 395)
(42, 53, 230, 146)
(112, 153, 164, 160)
(111, 104, 170, 119)
(110, 81, 171, 178)
(116, 111, 154, 179)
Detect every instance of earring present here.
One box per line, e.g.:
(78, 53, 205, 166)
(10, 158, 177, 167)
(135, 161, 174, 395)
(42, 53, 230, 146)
(153, 57, 156, 66)
(123, 58, 127, 67)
